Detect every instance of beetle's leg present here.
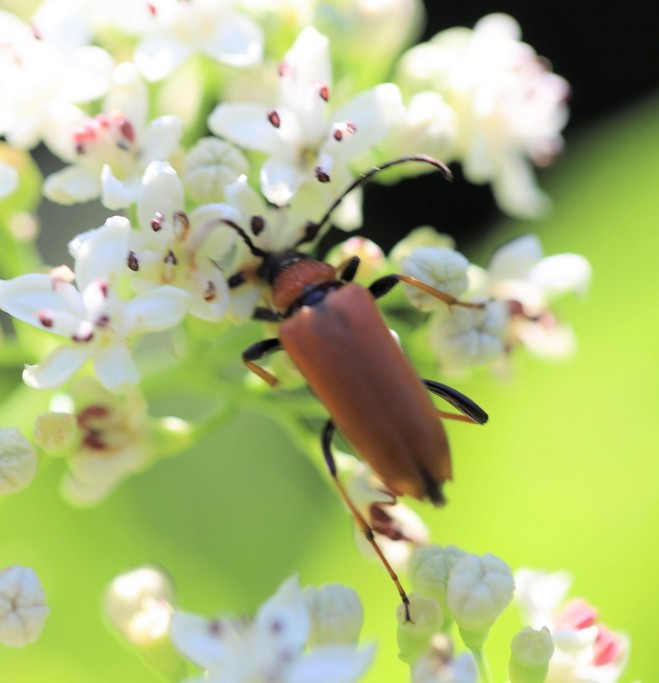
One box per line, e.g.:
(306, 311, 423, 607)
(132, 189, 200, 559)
(228, 271, 246, 288)
(321, 420, 412, 621)
(242, 338, 282, 387)
(336, 256, 360, 283)
(252, 307, 282, 323)
(369, 274, 484, 309)
(423, 379, 489, 425)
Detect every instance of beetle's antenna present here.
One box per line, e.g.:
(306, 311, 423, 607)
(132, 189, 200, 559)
(219, 218, 269, 259)
(295, 155, 453, 248)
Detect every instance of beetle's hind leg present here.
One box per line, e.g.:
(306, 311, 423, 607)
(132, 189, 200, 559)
(242, 338, 282, 387)
(369, 274, 484, 309)
(423, 379, 489, 425)
(321, 419, 412, 621)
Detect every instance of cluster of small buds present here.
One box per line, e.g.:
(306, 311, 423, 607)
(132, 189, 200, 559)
(168, 576, 374, 683)
(407, 545, 514, 653)
(0, 565, 49, 647)
(395, 232, 591, 377)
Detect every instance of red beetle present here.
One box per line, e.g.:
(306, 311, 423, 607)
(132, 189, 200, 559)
(224, 156, 488, 616)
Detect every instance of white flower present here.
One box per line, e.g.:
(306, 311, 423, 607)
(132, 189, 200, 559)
(128, 161, 238, 322)
(0, 566, 49, 647)
(43, 62, 183, 208)
(129, 0, 263, 82)
(105, 566, 174, 645)
(401, 246, 470, 311)
(480, 234, 591, 360)
(396, 13, 569, 218)
(0, 216, 190, 391)
(170, 576, 375, 683)
(54, 378, 154, 505)
(209, 26, 403, 210)
(429, 300, 509, 374)
(339, 454, 429, 571)
(447, 553, 514, 646)
(0, 10, 113, 150)
(515, 569, 629, 683)
(0, 427, 37, 495)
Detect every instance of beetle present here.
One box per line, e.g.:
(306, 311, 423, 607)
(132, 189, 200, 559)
(223, 156, 488, 617)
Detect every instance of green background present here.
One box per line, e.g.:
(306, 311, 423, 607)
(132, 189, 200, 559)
(1, 96, 658, 682)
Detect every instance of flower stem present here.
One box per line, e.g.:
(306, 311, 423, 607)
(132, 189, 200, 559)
(471, 646, 492, 683)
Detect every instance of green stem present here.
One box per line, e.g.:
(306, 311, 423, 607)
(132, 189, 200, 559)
(471, 646, 492, 683)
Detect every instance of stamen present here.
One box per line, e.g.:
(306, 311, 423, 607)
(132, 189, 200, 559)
(314, 167, 330, 183)
(317, 82, 330, 102)
(37, 312, 53, 328)
(147, 3, 157, 16)
(203, 281, 217, 301)
(250, 215, 265, 236)
(127, 251, 140, 272)
(77, 405, 110, 424)
(165, 250, 178, 266)
(173, 210, 190, 238)
(151, 211, 165, 231)
(96, 315, 111, 328)
(267, 110, 281, 129)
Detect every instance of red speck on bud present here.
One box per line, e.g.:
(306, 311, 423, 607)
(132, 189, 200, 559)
(98, 281, 109, 298)
(278, 61, 291, 78)
(333, 129, 343, 142)
(314, 167, 331, 183)
(147, 2, 157, 16)
(96, 315, 111, 328)
(37, 312, 54, 328)
(30, 24, 42, 40)
(346, 122, 357, 134)
(97, 114, 111, 128)
(267, 110, 281, 129)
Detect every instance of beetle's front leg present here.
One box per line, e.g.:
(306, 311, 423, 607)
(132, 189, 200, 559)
(321, 420, 412, 621)
(369, 274, 484, 309)
(242, 338, 282, 387)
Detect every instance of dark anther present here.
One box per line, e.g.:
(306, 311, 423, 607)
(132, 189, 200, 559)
(318, 83, 330, 102)
(204, 281, 217, 301)
(37, 313, 53, 328)
(250, 215, 265, 235)
(333, 129, 343, 142)
(228, 272, 245, 288)
(127, 251, 139, 271)
(151, 211, 165, 231)
(165, 250, 178, 265)
(267, 110, 281, 128)
(314, 167, 330, 183)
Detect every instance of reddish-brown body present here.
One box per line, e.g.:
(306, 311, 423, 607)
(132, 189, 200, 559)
(279, 283, 451, 501)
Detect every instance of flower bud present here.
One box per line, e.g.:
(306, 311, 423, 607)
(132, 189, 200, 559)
(105, 566, 174, 645)
(402, 247, 470, 311)
(326, 237, 385, 284)
(396, 593, 443, 664)
(302, 583, 364, 647)
(447, 553, 515, 648)
(0, 427, 37, 495)
(33, 412, 77, 454)
(408, 545, 467, 619)
(0, 566, 49, 647)
(508, 627, 554, 683)
(183, 137, 249, 203)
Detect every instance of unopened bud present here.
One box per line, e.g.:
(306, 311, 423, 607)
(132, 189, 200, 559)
(409, 545, 467, 619)
(0, 427, 37, 495)
(402, 247, 470, 311)
(105, 566, 174, 646)
(0, 566, 49, 647)
(447, 553, 515, 648)
(302, 583, 364, 647)
(33, 412, 77, 454)
(412, 633, 478, 683)
(397, 593, 443, 664)
(509, 627, 554, 683)
(183, 137, 248, 203)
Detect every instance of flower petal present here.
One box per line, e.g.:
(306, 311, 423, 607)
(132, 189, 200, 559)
(0, 161, 18, 198)
(204, 14, 263, 67)
(487, 234, 543, 282)
(208, 103, 286, 155)
(134, 36, 191, 82)
(170, 611, 231, 671)
(287, 644, 376, 683)
(101, 165, 140, 210)
(529, 254, 592, 299)
(119, 286, 190, 335)
(43, 166, 102, 205)
(23, 345, 94, 389)
(260, 157, 305, 206)
(93, 344, 140, 391)
(139, 115, 184, 164)
(73, 216, 131, 290)
(137, 161, 185, 230)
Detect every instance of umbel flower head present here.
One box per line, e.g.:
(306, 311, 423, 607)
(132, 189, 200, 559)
(0, 216, 190, 391)
(0, 565, 49, 647)
(170, 576, 374, 683)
